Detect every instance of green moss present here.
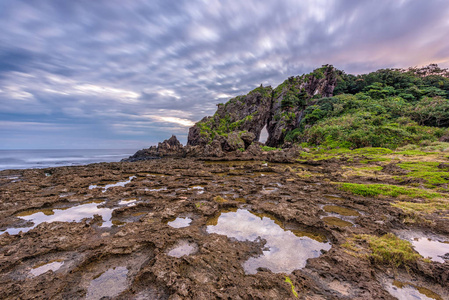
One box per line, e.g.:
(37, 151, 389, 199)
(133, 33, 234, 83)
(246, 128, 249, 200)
(336, 182, 443, 199)
(260, 145, 280, 151)
(284, 276, 298, 298)
(362, 233, 422, 267)
(398, 162, 449, 185)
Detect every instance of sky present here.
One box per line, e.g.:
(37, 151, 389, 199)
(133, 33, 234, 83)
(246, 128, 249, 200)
(1, 0, 449, 150)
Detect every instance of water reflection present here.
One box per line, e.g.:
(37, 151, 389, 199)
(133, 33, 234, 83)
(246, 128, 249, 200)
(1, 202, 114, 235)
(412, 238, 449, 263)
(89, 176, 135, 193)
(387, 280, 442, 300)
(167, 240, 198, 258)
(206, 209, 331, 274)
(167, 217, 192, 228)
(86, 267, 128, 300)
(30, 260, 64, 277)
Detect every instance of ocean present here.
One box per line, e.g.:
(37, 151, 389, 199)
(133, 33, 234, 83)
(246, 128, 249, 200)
(0, 149, 137, 171)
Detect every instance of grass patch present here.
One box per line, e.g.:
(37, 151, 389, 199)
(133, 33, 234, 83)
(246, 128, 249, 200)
(397, 162, 449, 185)
(363, 233, 422, 267)
(392, 199, 449, 214)
(345, 233, 422, 268)
(336, 182, 443, 199)
(260, 145, 280, 151)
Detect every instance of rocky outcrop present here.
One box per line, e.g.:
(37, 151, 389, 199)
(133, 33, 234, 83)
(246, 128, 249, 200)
(187, 85, 273, 149)
(187, 65, 338, 149)
(266, 65, 337, 147)
(126, 65, 338, 161)
(123, 135, 185, 161)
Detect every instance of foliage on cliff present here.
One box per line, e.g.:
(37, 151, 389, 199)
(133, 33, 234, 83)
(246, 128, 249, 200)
(187, 64, 449, 151)
(286, 65, 449, 149)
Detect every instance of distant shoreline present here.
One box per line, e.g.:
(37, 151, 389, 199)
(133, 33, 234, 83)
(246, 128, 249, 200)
(0, 149, 136, 171)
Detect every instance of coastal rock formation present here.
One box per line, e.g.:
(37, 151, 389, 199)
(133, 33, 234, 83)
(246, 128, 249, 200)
(124, 135, 184, 161)
(187, 65, 338, 149)
(125, 65, 338, 161)
(266, 65, 337, 147)
(187, 85, 273, 149)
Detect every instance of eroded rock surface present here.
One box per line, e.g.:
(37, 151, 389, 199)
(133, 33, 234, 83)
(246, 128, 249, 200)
(1, 157, 448, 299)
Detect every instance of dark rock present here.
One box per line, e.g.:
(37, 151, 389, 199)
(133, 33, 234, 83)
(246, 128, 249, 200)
(187, 86, 273, 147)
(382, 163, 410, 175)
(266, 65, 337, 147)
(131, 65, 339, 160)
(437, 163, 449, 170)
(123, 135, 184, 161)
(439, 135, 449, 142)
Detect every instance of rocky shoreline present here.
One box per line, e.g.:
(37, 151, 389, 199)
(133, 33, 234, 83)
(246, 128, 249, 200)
(1, 150, 448, 299)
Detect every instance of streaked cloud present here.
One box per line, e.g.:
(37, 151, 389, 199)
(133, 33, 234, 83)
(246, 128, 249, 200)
(0, 0, 448, 149)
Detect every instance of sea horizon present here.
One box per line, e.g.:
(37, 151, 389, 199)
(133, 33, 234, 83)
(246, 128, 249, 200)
(0, 149, 138, 171)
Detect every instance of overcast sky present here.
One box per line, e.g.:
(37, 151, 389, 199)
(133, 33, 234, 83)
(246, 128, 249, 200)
(1, 0, 449, 149)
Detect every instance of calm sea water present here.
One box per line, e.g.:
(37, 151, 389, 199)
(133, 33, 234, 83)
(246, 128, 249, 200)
(0, 149, 136, 171)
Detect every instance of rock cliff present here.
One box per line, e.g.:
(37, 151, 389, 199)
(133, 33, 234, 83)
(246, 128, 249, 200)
(188, 65, 338, 148)
(125, 65, 338, 161)
(124, 135, 184, 162)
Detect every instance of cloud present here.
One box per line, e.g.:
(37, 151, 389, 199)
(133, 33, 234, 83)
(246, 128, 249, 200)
(0, 0, 448, 148)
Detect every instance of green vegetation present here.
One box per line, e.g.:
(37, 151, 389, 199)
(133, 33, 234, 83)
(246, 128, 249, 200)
(392, 199, 449, 214)
(336, 182, 443, 199)
(343, 233, 423, 268)
(284, 276, 298, 298)
(281, 66, 449, 149)
(397, 162, 449, 186)
(260, 145, 280, 151)
(362, 233, 422, 268)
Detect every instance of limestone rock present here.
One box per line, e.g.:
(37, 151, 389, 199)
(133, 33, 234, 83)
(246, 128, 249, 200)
(123, 135, 184, 161)
(187, 85, 273, 147)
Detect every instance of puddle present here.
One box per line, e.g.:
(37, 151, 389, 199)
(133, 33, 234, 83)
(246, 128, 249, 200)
(324, 195, 344, 201)
(188, 186, 205, 194)
(167, 240, 198, 258)
(119, 199, 137, 206)
(206, 209, 331, 274)
(387, 280, 442, 300)
(146, 187, 167, 192)
(322, 217, 353, 227)
(260, 186, 279, 195)
(59, 192, 75, 198)
(89, 176, 135, 192)
(1, 202, 114, 235)
(323, 205, 360, 216)
(167, 217, 192, 228)
(30, 260, 64, 277)
(411, 238, 449, 263)
(137, 172, 166, 177)
(395, 231, 449, 263)
(86, 267, 128, 300)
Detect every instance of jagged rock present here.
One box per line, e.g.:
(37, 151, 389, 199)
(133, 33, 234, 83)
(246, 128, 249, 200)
(128, 65, 338, 161)
(123, 135, 184, 161)
(266, 65, 337, 147)
(246, 142, 264, 156)
(240, 132, 256, 149)
(204, 139, 224, 157)
(187, 86, 273, 147)
(187, 65, 338, 149)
